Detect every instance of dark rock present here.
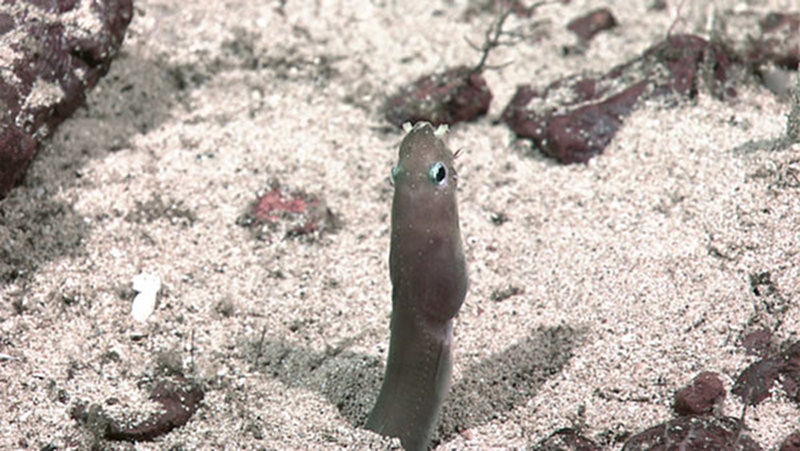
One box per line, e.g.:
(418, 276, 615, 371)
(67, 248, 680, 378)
(749, 271, 776, 297)
(501, 34, 739, 163)
(384, 66, 492, 128)
(724, 11, 798, 99)
(741, 328, 772, 357)
(622, 416, 762, 451)
(71, 375, 204, 442)
(781, 342, 800, 402)
(0, 127, 38, 196)
(756, 12, 800, 99)
(462, 0, 555, 20)
(746, 12, 799, 70)
(733, 341, 800, 406)
(733, 353, 786, 406)
(781, 431, 800, 451)
(0, 0, 133, 199)
(673, 371, 725, 416)
(648, 0, 667, 12)
(534, 428, 599, 451)
(107, 378, 204, 442)
(490, 284, 524, 302)
(567, 8, 617, 42)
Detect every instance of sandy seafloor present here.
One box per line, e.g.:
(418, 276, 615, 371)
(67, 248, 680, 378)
(1, 0, 799, 449)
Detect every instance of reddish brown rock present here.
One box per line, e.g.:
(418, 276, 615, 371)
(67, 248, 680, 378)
(238, 181, 341, 239)
(501, 34, 739, 163)
(71, 375, 204, 442)
(781, 431, 800, 451)
(733, 354, 785, 406)
(622, 416, 762, 451)
(741, 328, 773, 357)
(254, 188, 310, 221)
(0, 0, 133, 198)
(733, 341, 800, 406)
(782, 342, 800, 402)
(384, 66, 492, 128)
(673, 371, 725, 416)
(567, 8, 617, 41)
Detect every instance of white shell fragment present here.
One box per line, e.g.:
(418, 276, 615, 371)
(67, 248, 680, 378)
(130, 272, 161, 322)
(402, 122, 413, 133)
(433, 124, 449, 138)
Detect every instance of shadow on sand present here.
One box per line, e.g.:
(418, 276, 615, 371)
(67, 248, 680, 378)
(242, 324, 584, 444)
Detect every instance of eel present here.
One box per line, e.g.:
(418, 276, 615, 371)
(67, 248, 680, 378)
(366, 122, 468, 450)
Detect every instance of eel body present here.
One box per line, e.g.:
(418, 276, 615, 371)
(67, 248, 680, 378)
(366, 122, 468, 450)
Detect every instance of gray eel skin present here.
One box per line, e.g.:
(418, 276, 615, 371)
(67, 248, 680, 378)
(366, 122, 468, 451)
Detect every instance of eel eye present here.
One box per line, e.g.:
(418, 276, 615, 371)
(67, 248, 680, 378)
(391, 165, 400, 183)
(429, 162, 446, 185)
